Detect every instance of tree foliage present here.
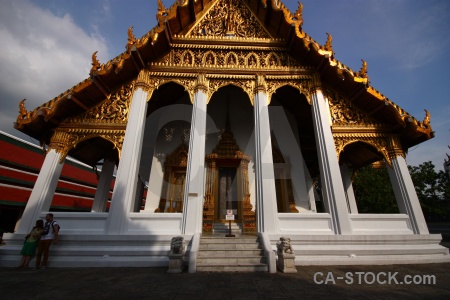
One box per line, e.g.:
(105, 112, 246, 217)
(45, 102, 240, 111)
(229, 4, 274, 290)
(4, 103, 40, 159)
(351, 161, 450, 219)
(408, 161, 450, 220)
(352, 165, 398, 213)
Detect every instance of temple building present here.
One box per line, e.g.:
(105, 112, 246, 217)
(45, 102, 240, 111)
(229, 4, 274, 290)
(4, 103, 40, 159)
(1, 0, 448, 270)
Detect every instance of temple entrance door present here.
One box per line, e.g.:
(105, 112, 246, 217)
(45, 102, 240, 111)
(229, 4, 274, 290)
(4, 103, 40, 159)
(217, 167, 239, 221)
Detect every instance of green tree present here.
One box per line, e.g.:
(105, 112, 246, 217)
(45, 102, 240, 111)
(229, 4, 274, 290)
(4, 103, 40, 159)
(408, 161, 449, 220)
(352, 165, 398, 213)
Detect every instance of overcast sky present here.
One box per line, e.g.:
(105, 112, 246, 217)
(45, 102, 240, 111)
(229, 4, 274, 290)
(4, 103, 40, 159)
(0, 0, 449, 170)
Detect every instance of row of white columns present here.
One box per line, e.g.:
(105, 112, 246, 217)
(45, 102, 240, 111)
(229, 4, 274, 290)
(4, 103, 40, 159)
(17, 72, 428, 236)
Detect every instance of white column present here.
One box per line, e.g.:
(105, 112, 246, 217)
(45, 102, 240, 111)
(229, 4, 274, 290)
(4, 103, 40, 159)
(143, 156, 164, 212)
(387, 156, 429, 234)
(181, 76, 208, 235)
(311, 86, 352, 234)
(254, 77, 279, 233)
(16, 149, 64, 234)
(340, 164, 358, 214)
(105, 77, 149, 234)
(91, 158, 115, 212)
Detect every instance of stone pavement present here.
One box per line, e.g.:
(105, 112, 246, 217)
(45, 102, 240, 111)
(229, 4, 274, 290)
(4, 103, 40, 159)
(1, 263, 450, 299)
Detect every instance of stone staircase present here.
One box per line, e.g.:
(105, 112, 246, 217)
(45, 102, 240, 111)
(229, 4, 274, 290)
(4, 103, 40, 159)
(196, 234, 269, 272)
(212, 222, 243, 235)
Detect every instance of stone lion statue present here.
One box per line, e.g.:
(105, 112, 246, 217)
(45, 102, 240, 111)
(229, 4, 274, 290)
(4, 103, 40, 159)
(276, 237, 294, 255)
(170, 236, 185, 255)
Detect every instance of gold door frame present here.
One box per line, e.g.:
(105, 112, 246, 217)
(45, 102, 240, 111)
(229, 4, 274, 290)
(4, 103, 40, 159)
(203, 127, 256, 232)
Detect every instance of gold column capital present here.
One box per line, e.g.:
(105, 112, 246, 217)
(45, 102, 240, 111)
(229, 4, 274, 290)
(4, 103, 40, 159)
(135, 69, 152, 92)
(311, 73, 323, 92)
(387, 135, 406, 160)
(48, 129, 73, 163)
(255, 74, 267, 95)
(194, 73, 209, 94)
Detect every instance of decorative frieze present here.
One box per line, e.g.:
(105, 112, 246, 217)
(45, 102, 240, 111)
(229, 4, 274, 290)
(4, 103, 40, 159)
(163, 48, 300, 69)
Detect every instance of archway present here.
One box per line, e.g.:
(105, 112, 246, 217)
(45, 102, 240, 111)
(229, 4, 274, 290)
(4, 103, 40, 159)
(269, 85, 319, 213)
(140, 82, 192, 213)
(203, 85, 256, 232)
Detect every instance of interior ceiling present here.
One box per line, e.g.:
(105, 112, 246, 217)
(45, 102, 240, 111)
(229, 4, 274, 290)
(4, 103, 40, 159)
(340, 142, 384, 169)
(68, 137, 118, 166)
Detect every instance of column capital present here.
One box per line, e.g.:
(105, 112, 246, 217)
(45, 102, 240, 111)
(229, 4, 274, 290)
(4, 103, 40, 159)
(194, 73, 209, 94)
(135, 69, 152, 92)
(387, 134, 405, 160)
(48, 129, 72, 163)
(255, 74, 267, 95)
(311, 73, 323, 92)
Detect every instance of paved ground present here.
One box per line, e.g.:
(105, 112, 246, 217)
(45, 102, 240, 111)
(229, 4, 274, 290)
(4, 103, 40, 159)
(1, 263, 449, 299)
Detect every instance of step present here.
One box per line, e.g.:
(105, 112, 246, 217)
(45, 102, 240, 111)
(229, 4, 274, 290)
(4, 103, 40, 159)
(212, 229, 243, 234)
(196, 234, 268, 272)
(199, 243, 261, 250)
(198, 249, 264, 257)
(200, 237, 259, 243)
(197, 256, 267, 264)
(213, 223, 242, 228)
(213, 223, 243, 234)
(196, 263, 268, 272)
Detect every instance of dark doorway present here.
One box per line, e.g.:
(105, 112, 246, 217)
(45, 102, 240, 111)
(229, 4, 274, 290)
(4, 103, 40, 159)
(218, 167, 238, 220)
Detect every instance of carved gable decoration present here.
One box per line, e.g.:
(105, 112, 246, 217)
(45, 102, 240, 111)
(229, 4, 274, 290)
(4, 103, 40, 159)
(187, 0, 271, 39)
(65, 83, 134, 124)
(326, 89, 376, 126)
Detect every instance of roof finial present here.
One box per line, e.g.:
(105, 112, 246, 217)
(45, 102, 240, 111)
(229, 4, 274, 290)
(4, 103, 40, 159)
(126, 26, 136, 54)
(359, 59, 368, 78)
(324, 32, 333, 52)
(19, 99, 27, 118)
(294, 2, 304, 27)
(90, 51, 100, 75)
(156, 0, 167, 28)
(422, 109, 431, 128)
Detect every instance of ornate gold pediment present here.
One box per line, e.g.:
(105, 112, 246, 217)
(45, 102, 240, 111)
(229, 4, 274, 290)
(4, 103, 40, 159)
(63, 83, 134, 125)
(186, 0, 271, 39)
(326, 88, 377, 126)
(48, 83, 134, 163)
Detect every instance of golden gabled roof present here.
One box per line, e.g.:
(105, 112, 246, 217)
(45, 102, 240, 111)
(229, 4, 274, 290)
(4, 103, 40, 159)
(15, 0, 433, 149)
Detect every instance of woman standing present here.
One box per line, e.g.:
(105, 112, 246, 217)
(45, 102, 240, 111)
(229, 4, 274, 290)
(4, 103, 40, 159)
(18, 220, 44, 268)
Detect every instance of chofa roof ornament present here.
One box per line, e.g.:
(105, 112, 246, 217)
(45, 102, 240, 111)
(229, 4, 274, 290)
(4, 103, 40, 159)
(293, 2, 304, 27)
(90, 51, 101, 76)
(126, 26, 136, 54)
(156, 0, 167, 28)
